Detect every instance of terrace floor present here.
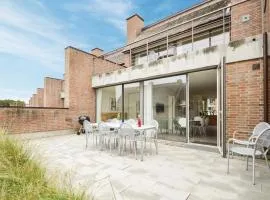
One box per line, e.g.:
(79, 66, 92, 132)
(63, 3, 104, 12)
(25, 133, 270, 200)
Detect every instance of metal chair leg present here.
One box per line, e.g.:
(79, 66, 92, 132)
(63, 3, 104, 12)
(252, 155, 255, 185)
(264, 148, 270, 169)
(246, 156, 249, 171)
(227, 143, 230, 174)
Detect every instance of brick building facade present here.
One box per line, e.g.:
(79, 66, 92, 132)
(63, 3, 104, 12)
(3, 0, 268, 153)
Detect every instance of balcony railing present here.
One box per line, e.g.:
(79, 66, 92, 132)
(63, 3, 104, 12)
(100, 0, 251, 70)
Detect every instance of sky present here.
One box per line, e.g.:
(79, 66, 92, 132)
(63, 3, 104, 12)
(0, 0, 202, 103)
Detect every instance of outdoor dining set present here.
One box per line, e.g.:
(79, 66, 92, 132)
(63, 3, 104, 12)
(82, 118, 159, 161)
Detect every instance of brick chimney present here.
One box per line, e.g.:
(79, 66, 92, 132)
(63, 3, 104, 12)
(126, 14, 144, 44)
(90, 48, 104, 57)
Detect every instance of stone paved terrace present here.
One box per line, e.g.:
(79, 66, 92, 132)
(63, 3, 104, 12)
(20, 133, 270, 200)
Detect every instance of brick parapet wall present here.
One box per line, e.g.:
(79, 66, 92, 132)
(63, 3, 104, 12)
(0, 107, 72, 134)
(226, 59, 264, 139)
(44, 77, 64, 108)
(93, 55, 123, 75)
(32, 94, 38, 107)
(37, 88, 44, 107)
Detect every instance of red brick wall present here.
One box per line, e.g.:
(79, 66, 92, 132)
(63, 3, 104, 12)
(65, 47, 123, 127)
(263, 0, 270, 32)
(0, 107, 72, 134)
(226, 59, 264, 139)
(37, 88, 44, 107)
(29, 97, 32, 107)
(32, 94, 38, 107)
(93, 55, 122, 75)
(44, 77, 64, 107)
(231, 0, 262, 41)
(64, 47, 95, 127)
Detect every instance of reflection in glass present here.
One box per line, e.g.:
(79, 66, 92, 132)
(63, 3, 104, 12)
(189, 69, 217, 145)
(124, 83, 140, 120)
(96, 85, 122, 122)
(144, 75, 187, 142)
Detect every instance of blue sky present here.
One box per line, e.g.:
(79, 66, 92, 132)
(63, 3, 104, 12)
(0, 0, 202, 102)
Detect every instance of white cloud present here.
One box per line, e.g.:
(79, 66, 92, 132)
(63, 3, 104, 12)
(0, 1, 90, 72)
(64, 0, 134, 33)
(0, 0, 90, 100)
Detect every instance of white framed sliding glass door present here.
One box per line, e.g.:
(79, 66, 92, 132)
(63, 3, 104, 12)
(144, 75, 187, 142)
(188, 69, 218, 146)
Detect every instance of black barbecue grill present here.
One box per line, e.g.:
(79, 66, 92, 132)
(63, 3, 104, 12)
(77, 115, 90, 135)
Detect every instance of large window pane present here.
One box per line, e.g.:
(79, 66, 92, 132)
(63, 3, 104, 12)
(124, 83, 140, 120)
(189, 69, 217, 145)
(96, 85, 122, 122)
(144, 75, 187, 142)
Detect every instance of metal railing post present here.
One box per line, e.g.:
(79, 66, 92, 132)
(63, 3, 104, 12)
(129, 46, 132, 67)
(223, 8, 225, 45)
(191, 20, 194, 51)
(166, 32, 169, 58)
(146, 41, 149, 64)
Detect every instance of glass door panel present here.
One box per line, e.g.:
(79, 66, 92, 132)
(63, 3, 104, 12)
(144, 75, 187, 142)
(96, 85, 122, 122)
(124, 83, 140, 120)
(188, 69, 217, 146)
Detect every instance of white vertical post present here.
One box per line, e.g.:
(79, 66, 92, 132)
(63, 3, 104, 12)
(217, 67, 221, 152)
(139, 82, 144, 123)
(186, 74, 190, 143)
(223, 8, 226, 46)
(144, 81, 153, 124)
(96, 89, 102, 123)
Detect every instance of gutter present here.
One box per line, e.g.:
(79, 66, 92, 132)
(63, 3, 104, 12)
(262, 0, 269, 122)
(263, 32, 268, 122)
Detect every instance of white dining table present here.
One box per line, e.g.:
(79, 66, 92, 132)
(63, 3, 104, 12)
(93, 122, 156, 161)
(93, 122, 156, 132)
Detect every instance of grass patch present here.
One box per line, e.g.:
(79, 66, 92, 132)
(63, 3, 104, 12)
(0, 129, 87, 200)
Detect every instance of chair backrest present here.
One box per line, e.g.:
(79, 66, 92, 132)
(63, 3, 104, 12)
(255, 127, 270, 151)
(204, 117, 209, 126)
(178, 117, 186, 128)
(194, 116, 203, 126)
(118, 123, 136, 137)
(98, 122, 111, 133)
(150, 120, 159, 130)
(252, 122, 270, 137)
(148, 120, 159, 137)
(83, 120, 93, 134)
(173, 118, 181, 128)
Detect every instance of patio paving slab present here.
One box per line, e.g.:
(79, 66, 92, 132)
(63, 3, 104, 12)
(20, 134, 270, 200)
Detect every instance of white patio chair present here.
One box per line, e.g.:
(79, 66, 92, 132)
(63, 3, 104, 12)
(98, 122, 112, 150)
(230, 122, 270, 167)
(227, 126, 270, 185)
(83, 120, 94, 149)
(145, 120, 159, 155)
(178, 117, 187, 136)
(118, 123, 140, 159)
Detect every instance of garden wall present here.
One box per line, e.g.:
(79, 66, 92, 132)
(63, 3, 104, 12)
(0, 107, 73, 134)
